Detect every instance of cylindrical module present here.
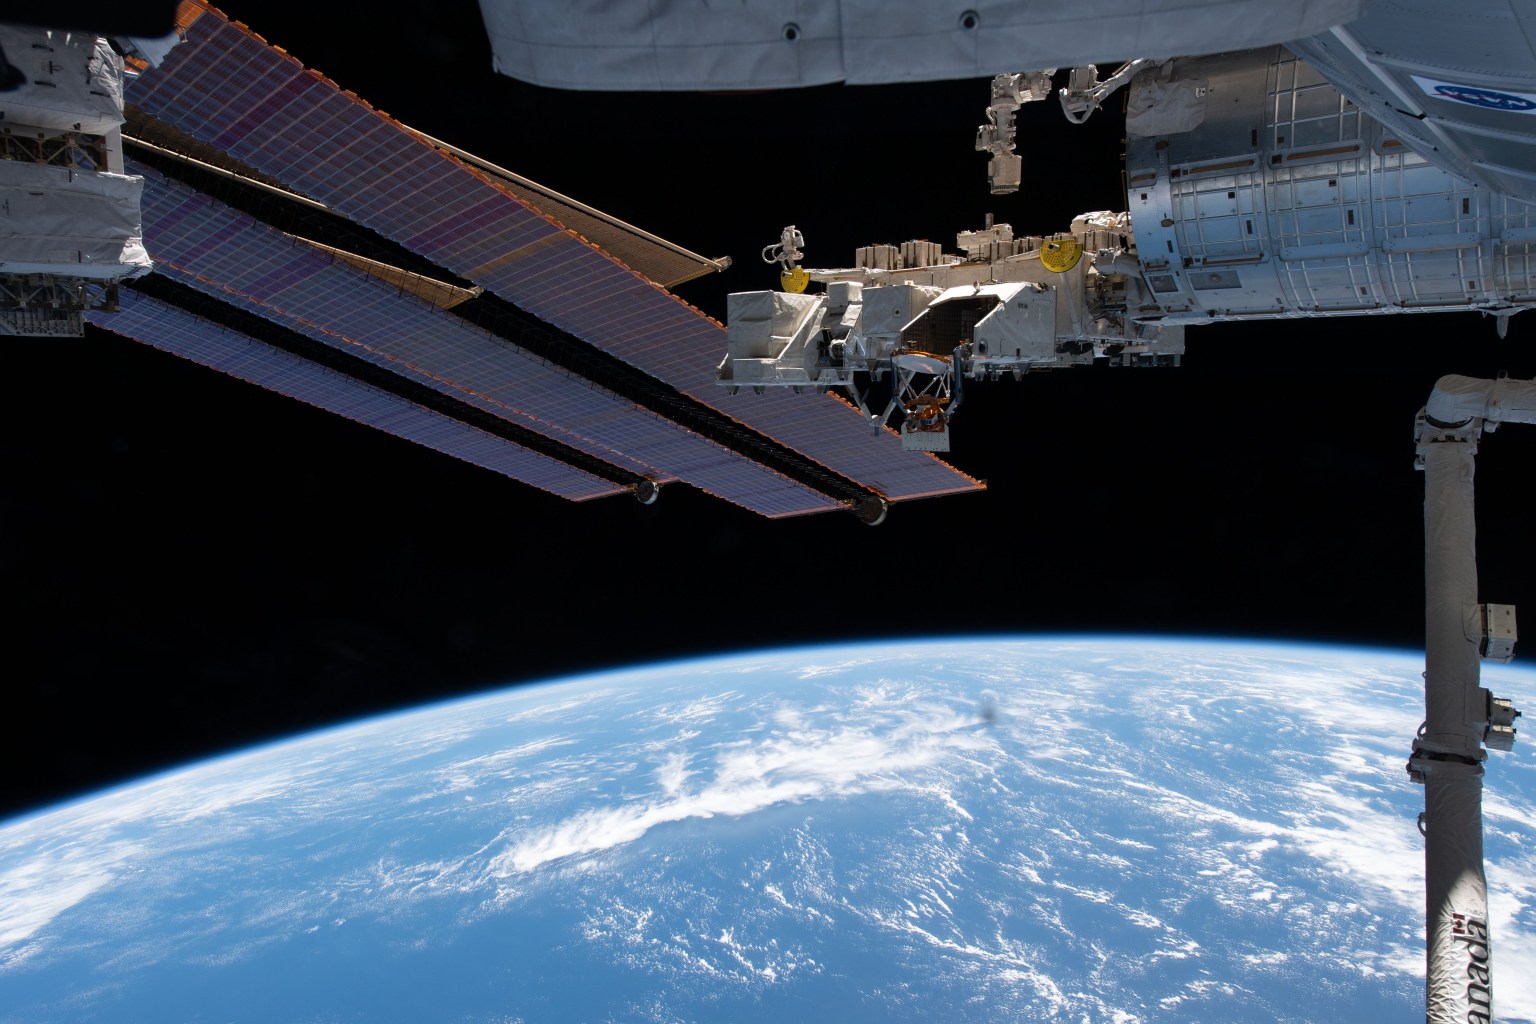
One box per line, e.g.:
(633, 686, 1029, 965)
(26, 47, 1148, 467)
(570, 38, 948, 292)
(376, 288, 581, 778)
(1424, 763, 1492, 1024)
(1123, 48, 1536, 327)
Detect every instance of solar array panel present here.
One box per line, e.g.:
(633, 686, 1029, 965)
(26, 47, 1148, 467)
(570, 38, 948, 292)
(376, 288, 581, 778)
(131, 164, 841, 518)
(399, 126, 725, 290)
(91, 290, 625, 502)
(128, 4, 983, 505)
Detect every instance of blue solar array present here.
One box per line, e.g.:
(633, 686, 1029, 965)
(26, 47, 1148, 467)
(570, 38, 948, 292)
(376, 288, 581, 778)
(90, 290, 626, 502)
(131, 163, 841, 518)
(127, 6, 983, 506)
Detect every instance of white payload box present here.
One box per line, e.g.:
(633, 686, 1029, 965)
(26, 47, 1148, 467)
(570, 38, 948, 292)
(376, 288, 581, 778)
(719, 289, 825, 387)
(0, 161, 150, 277)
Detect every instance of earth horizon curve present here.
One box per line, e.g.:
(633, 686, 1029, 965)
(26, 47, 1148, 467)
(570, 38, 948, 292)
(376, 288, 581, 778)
(3, 635, 1534, 1023)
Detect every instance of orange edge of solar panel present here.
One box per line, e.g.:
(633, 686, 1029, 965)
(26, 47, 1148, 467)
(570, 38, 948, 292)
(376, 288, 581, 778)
(180, 4, 716, 309)
(765, 504, 848, 521)
(187, 4, 406, 122)
(690, 484, 845, 518)
(684, 386, 987, 504)
(822, 391, 988, 499)
(175, 2, 207, 31)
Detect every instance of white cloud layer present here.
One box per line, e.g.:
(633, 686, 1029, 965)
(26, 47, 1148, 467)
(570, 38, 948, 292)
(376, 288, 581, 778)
(486, 702, 990, 875)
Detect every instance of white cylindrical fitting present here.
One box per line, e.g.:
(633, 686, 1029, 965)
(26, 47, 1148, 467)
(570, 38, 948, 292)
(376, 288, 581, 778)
(1427, 374, 1536, 428)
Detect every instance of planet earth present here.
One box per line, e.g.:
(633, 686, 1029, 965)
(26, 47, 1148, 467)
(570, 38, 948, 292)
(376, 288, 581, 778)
(3, 637, 1534, 1023)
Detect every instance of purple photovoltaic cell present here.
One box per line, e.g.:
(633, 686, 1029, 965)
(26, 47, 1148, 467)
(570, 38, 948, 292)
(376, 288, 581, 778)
(90, 291, 625, 502)
(131, 165, 840, 519)
(128, 8, 983, 504)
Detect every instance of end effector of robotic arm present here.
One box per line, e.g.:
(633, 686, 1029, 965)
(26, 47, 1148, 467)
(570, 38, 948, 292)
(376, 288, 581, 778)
(976, 61, 1153, 194)
(974, 71, 1054, 195)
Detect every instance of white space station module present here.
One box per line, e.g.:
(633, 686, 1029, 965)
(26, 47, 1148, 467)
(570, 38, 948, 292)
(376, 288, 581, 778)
(714, 32, 1536, 451)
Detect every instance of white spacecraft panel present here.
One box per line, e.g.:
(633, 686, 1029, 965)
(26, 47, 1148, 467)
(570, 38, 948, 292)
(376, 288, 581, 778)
(725, 291, 820, 357)
(1288, 0, 1536, 203)
(0, 161, 150, 279)
(1124, 49, 1536, 324)
(0, 25, 124, 134)
(478, 0, 1359, 90)
(962, 283, 1057, 363)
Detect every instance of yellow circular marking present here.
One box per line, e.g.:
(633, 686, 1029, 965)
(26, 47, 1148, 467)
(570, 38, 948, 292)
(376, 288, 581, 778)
(1039, 238, 1083, 273)
(780, 267, 809, 293)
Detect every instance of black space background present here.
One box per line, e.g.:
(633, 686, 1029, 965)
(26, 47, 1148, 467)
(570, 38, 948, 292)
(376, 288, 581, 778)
(5, 4, 1535, 819)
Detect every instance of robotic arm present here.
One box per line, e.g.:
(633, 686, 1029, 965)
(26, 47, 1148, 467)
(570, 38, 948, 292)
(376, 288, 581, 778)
(977, 62, 1155, 193)
(1059, 60, 1153, 123)
(974, 71, 1055, 195)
